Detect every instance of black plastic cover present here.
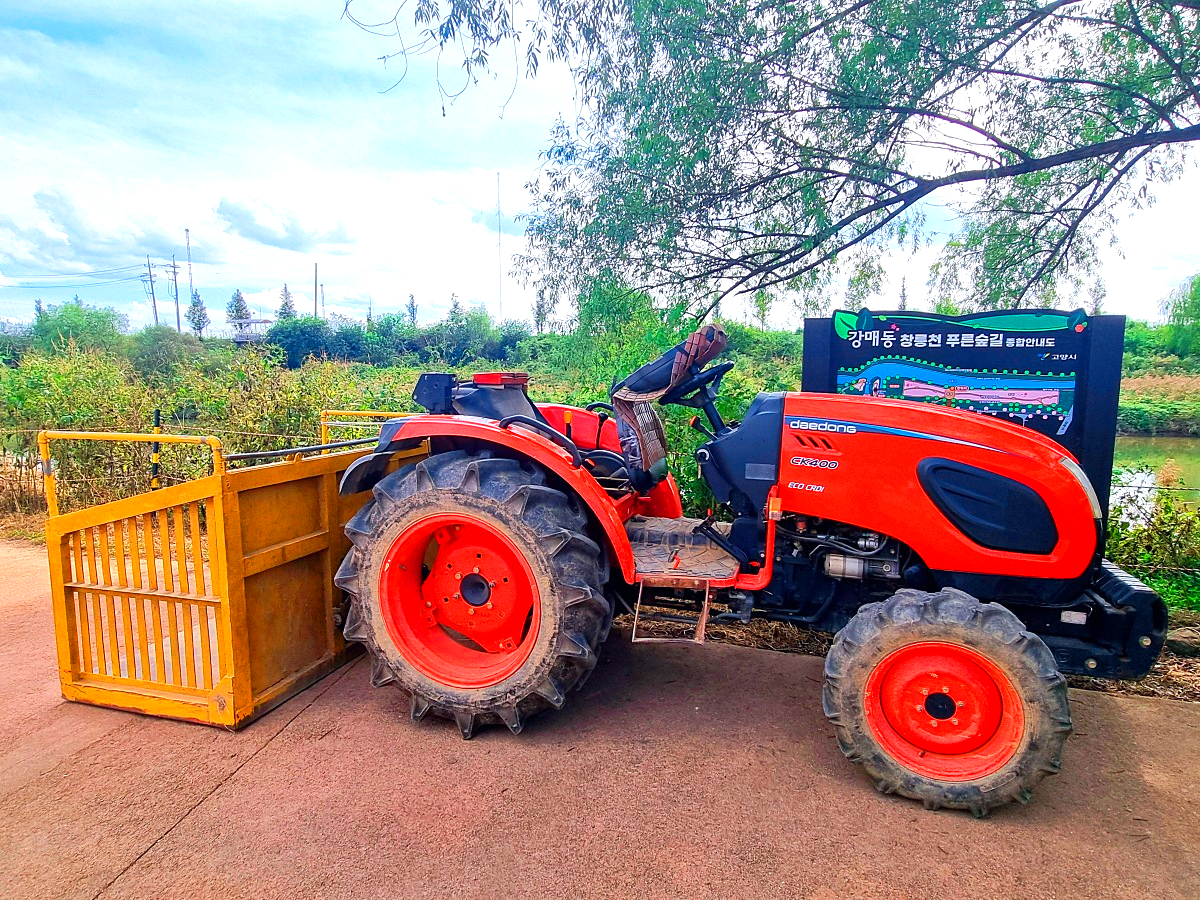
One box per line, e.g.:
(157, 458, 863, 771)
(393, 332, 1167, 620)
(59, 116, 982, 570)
(452, 383, 546, 423)
(412, 373, 456, 414)
(918, 457, 1058, 555)
(700, 392, 785, 515)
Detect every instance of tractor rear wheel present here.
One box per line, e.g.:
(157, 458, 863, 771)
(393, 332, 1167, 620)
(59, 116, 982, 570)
(822, 588, 1071, 816)
(336, 450, 611, 738)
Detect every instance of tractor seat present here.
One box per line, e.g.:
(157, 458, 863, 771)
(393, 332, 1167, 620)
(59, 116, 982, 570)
(608, 325, 728, 493)
(612, 324, 728, 396)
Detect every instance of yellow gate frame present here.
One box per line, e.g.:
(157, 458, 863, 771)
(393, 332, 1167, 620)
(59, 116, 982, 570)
(38, 421, 424, 728)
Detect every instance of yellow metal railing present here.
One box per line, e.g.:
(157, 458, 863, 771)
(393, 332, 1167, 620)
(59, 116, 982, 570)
(38, 430, 226, 517)
(39, 427, 429, 729)
(318, 409, 407, 448)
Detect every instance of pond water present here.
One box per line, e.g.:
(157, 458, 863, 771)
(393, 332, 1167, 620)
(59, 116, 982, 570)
(1113, 436, 1200, 488)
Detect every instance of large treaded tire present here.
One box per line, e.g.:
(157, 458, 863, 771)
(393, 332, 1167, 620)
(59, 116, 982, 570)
(822, 588, 1072, 816)
(336, 450, 611, 739)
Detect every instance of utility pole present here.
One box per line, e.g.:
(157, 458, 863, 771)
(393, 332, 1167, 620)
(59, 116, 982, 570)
(185, 229, 195, 305)
(497, 171, 502, 320)
(314, 263, 319, 317)
(169, 255, 182, 331)
(145, 256, 159, 326)
(321, 284, 325, 317)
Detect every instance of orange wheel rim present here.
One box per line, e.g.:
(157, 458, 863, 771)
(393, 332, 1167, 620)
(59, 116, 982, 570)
(378, 513, 540, 689)
(864, 641, 1025, 781)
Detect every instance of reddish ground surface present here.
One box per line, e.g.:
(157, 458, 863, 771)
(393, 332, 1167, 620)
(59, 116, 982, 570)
(1, 539, 1198, 900)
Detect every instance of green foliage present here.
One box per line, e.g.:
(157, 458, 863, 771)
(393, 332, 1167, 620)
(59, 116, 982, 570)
(227, 289, 252, 333)
(1163, 273, 1200, 357)
(1108, 490, 1200, 612)
(0, 347, 154, 509)
(371, 1, 1200, 313)
(751, 289, 772, 331)
(129, 326, 202, 383)
(4, 293, 1199, 596)
(266, 316, 332, 368)
(0, 323, 31, 364)
(31, 302, 128, 353)
(1117, 376, 1200, 435)
(1122, 320, 1190, 376)
(277, 284, 297, 320)
(185, 289, 210, 336)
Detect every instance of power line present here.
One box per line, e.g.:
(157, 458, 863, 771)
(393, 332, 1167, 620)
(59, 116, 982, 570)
(5, 265, 144, 279)
(144, 257, 158, 326)
(3, 276, 145, 289)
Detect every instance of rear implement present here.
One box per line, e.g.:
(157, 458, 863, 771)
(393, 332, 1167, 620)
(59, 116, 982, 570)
(39, 428, 425, 728)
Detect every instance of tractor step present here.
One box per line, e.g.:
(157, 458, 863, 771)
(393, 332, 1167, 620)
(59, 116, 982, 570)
(625, 516, 737, 644)
(630, 578, 712, 644)
(625, 516, 739, 581)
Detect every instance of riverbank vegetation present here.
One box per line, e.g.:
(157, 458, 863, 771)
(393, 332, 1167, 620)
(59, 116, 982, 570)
(1, 293, 1198, 607)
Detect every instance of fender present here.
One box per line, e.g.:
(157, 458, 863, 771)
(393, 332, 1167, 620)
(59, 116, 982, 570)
(338, 414, 638, 582)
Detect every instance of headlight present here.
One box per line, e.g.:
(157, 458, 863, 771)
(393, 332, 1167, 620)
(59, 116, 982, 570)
(1060, 456, 1102, 519)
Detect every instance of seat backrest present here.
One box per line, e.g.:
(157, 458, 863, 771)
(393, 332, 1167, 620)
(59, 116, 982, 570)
(608, 324, 726, 483)
(610, 395, 668, 475)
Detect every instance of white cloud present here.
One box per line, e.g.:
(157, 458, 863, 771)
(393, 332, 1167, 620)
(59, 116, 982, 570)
(0, 4, 1197, 332)
(0, 6, 576, 325)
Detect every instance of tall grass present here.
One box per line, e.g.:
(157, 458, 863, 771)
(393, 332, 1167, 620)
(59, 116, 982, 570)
(3, 333, 1198, 612)
(0, 344, 427, 512)
(1118, 375, 1200, 435)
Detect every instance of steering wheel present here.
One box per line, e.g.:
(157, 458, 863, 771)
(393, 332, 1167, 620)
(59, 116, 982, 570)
(661, 361, 735, 409)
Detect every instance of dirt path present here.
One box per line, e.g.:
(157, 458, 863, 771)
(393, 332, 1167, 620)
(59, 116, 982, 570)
(0, 539, 1198, 899)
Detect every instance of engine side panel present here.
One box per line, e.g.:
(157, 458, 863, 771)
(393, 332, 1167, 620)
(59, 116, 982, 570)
(777, 393, 1097, 580)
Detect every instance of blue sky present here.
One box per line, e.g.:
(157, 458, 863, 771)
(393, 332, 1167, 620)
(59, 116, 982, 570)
(0, 2, 579, 330)
(1, 2, 1198, 332)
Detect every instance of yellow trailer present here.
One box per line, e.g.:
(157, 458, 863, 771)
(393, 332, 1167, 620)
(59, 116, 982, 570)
(38, 422, 426, 728)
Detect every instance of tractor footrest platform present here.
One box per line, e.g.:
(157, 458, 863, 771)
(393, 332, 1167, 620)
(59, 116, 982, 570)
(625, 516, 739, 581)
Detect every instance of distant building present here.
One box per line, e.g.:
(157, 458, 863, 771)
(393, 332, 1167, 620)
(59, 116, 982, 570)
(226, 318, 273, 344)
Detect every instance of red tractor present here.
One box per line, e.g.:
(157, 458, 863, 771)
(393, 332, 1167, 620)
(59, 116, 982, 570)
(335, 325, 1165, 816)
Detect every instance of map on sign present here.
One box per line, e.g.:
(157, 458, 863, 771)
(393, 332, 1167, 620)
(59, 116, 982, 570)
(829, 308, 1089, 441)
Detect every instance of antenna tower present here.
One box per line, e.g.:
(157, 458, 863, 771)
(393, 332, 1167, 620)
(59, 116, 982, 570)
(185, 229, 195, 305)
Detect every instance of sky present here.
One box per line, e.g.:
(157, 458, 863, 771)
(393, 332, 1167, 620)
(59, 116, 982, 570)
(1, 2, 1198, 334)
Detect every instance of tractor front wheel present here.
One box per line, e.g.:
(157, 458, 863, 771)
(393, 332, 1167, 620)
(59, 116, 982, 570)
(336, 450, 611, 739)
(822, 588, 1072, 816)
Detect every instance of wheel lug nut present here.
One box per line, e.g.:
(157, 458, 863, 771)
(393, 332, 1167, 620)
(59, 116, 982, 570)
(486, 602, 493, 609)
(455, 573, 462, 580)
(425, 601, 431, 608)
(930, 720, 938, 728)
(473, 567, 480, 573)
(957, 700, 964, 707)
(468, 608, 475, 616)
(951, 718, 959, 725)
